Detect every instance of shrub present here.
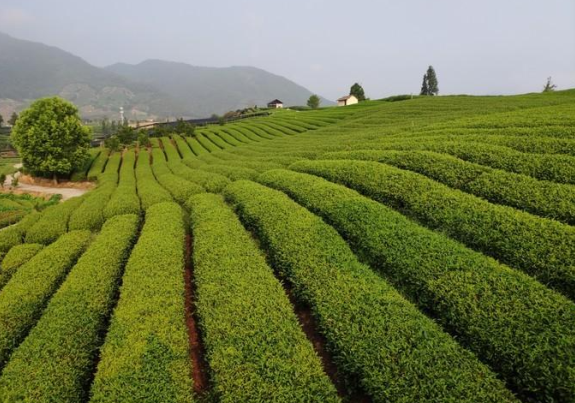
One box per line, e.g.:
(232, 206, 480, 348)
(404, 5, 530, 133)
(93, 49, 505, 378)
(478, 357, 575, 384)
(0, 243, 44, 289)
(187, 193, 339, 402)
(25, 196, 85, 245)
(0, 230, 91, 370)
(87, 151, 109, 181)
(291, 159, 575, 300)
(103, 150, 140, 219)
(134, 149, 172, 210)
(0, 215, 139, 402)
(169, 161, 230, 193)
(225, 180, 516, 402)
(151, 148, 204, 204)
(69, 184, 116, 231)
(257, 169, 575, 403)
(0, 212, 41, 253)
(90, 203, 193, 402)
(323, 150, 575, 224)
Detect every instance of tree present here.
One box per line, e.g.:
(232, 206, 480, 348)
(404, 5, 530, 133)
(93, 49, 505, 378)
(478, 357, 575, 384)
(116, 125, 137, 146)
(137, 130, 151, 147)
(11, 97, 91, 180)
(307, 95, 321, 109)
(0, 114, 3, 127)
(543, 77, 557, 92)
(104, 135, 121, 152)
(8, 112, 18, 126)
(175, 118, 196, 137)
(350, 83, 366, 101)
(426, 66, 439, 95)
(0, 173, 5, 188)
(420, 74, 429, 96)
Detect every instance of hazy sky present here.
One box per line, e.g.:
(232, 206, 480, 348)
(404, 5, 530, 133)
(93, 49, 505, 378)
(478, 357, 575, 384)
(1, 0, 574, 100)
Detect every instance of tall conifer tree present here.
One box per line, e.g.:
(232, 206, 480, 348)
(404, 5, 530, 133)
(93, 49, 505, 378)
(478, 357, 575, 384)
(420, 74, 429, 96)
(426, 66, 439, 95)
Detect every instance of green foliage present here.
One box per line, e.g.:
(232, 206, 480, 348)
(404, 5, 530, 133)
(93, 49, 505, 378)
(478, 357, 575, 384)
(350, 83, 366, 101)
(323, 150, 575, 224)
(68, 184, 116, 231)
(90, 203, 193, 402)
(0, 212, 41, 253)
(0, 193, 56, 229)
(8, 112, 18, 127)
(259, 169, 575, 402)
(0, 215, 138, 402)
(420, 74, 429, 95)
(137, 130, 151, 147)
(543, 76, 557, 92)
(225, 180, 516, 403)
(174, 118, 196, 137)
(25, 196, 84, 245)
(188, 193, 339, 401)
(151, 147, 204, 204)
(290, 159, 575, 300)
(0, 243, 44, 290)
(70, 148, 101, 181)
(135, 149, 173, 210)
(307, 94, 321, 109)
(426, 65, 439, 95)
(87, 150, 110, 180)
(197, 164, 259, 181)
(422, 141, 575, 184)
(103, 150, 141, 218)
(116, 125, 137, 145)
(104, 135, 121, 152)
(0, 230, 91, 370)
(10, 97, 91, 178)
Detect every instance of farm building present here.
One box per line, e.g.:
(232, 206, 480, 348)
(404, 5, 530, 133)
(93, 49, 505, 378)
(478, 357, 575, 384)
(337, 95, 358, 106)
(267, 99, 284, 109)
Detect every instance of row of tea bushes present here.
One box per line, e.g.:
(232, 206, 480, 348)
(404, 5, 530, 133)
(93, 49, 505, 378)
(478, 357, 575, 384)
(258, 169, 575, 403)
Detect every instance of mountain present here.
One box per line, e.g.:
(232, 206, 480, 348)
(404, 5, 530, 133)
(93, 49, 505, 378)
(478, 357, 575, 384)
(0, 32, 184, 120)
(106, 60, 334, 117)
(0, 32, 332, 120)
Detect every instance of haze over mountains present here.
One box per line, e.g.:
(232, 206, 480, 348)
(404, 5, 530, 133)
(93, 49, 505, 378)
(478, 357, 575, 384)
(0, 32, 332, 120)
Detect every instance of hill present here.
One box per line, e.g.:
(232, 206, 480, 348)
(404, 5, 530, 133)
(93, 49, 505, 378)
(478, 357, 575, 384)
(106, 60, 334, 117)
(0, 92, 574, 402)
(0, 32, 185, 120)
(0, 32, 331, 120)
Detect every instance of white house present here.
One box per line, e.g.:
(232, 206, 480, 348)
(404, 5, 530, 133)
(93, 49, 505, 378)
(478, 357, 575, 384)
(267, 99, 284, 109)
(337, 95, 358, 107)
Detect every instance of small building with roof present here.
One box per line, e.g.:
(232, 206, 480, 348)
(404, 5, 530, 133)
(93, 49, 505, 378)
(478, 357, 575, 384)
(337, 95, 358, 107)
(267, 99, 284, 109)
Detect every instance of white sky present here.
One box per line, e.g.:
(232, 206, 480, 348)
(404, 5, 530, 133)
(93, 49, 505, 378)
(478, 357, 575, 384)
(1, 0, 574, 100)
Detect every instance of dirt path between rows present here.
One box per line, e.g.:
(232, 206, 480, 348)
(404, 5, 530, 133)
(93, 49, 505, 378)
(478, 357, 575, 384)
(2, 164, 92, 201)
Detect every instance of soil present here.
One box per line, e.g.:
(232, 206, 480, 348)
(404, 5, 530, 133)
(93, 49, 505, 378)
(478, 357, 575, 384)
(2, 164, 94, 201)
(283, 283, 371, 403)
(184, 233, 210, 395)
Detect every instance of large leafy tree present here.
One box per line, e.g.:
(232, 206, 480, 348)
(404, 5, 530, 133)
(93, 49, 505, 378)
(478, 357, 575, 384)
(426, 66, 439, 95)
(350, 83, 366, 101)
(11, 97, 91, 179)
(0, 114, 4, 128)
(307, 94, 320, 109)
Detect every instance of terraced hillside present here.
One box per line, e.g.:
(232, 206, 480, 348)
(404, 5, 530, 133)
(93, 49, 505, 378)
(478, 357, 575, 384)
(0, 91, 574, 402)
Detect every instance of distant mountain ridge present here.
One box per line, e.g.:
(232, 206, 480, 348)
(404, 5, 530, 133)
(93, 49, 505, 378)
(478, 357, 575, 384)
(106, 60, 333, 117)
(0, 32, 332, 120)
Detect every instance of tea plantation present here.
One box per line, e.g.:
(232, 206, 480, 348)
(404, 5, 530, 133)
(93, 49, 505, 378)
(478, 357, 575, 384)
(0, 91, 574, 402)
